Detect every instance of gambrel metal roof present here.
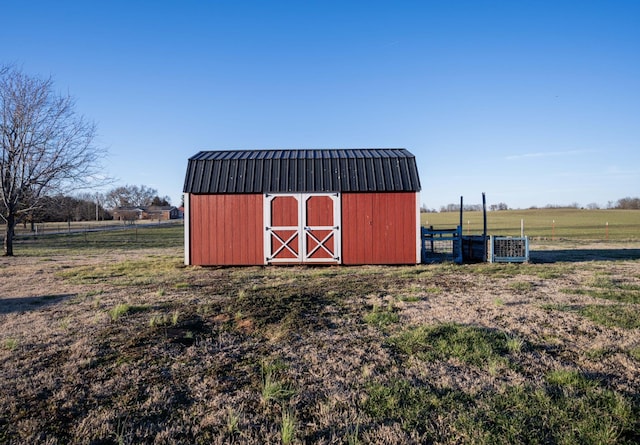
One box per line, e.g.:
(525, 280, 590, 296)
(183, 149, 421, 193)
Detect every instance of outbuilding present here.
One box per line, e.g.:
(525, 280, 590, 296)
(183, 149, 421, 266)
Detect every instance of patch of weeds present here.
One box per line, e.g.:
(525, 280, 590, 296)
(364, 303, 399, 328)
(226, 407, 241, 435)
(470, 263, 529, 278)
(108, 303, 148, 321)
(2, 338, 18, 351)
(546, 303, 640, 329)
(149, 313, 170, 327)
(628, 347, 640, 361)
(393, 267, 433, 278)
(397, 294, 421, 302)
(540, 303, 569, 311)
(563, 275, 640, 303)
(174, 282, 191, 290)
(281, 408, 296, 445)
(586, 347, 615, 360)
(260, 359, 295, 405)
(510, 281, 533, 292)
(493, 297, 505, 306)
(505, 334, 525, 354)
(579, 305, 640, 329)
(345, 423, 360, 445)
(536, 265, 573, 280)
(68, 290, 103, 305)
(364, 379, 467, 439)
(388, 323, 513, 369)
(109, 303, 131, 321)
(59, 317, 71, 330)
(546, 369, 598, 390)
(433, 263, 462, 275)
(364, 376, 636, 444)
(58, 256, 184, 287)
(467, 382, 634, 445)
(114, 415, 130, 445)
(196, 303, 215, 316)
(589, 275, 618, 290)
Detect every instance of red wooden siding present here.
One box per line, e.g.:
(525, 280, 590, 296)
(342, 192, 418, 265)
(189, 194, 263, 265)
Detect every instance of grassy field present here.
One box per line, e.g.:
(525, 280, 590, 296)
(422, 208, 639, 241)
(9, 221, 184, 256)
(1, 224, 639, 443)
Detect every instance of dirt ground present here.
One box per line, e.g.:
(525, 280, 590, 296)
(0, 241, 639, 444)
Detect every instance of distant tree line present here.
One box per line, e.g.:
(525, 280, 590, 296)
(422, 197, 640, 213)
(8, 184, 173, 227)
(24, 194, 110, 226)
(429, 202, 509, 213)
(613, 197, 640, 209)
(532, 197, 640, 210)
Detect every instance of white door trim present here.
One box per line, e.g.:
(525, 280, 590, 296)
(264, 193, 341, 264)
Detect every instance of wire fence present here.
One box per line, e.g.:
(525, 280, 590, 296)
(5, 220, 184, 252)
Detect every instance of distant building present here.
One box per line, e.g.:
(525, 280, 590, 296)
(112, 206, 179, 221)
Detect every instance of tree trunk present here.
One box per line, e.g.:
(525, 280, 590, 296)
(3, 213, 15, 256)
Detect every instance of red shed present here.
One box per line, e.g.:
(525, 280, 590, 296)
(183, 149, 422, 266)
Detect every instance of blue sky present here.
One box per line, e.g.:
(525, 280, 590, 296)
(3, 1, 639, 209)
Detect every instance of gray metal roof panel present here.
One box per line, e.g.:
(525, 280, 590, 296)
(183, 149, 421, 193)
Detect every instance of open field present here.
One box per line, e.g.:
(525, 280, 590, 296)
(422, 208, 640, 241)
(10, 219, 182, 238)
(1, 224, 640, 444)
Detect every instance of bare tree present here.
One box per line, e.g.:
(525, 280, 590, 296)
(616, 197, 640, 210)
(104, 184, 158, 209)
(0, 66, 104, 256)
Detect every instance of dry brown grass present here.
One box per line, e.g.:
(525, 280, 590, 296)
(1, 241, 639, 444)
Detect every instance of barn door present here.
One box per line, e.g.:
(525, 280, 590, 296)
(302, 194, 341, 263)
(264, 193, 340, 264)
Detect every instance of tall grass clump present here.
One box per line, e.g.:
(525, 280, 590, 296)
(108, 303, 148, 321)
(280, 408, 296, 444)
(260, 359, 295, 405)
(109, 303, 131, 321)
(226, 407, 240, 435)
(2, 338, 19, 351)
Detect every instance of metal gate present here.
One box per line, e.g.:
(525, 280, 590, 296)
(264, 193, 341, 264)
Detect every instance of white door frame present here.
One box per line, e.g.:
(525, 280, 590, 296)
(264, 193, 341, 264)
